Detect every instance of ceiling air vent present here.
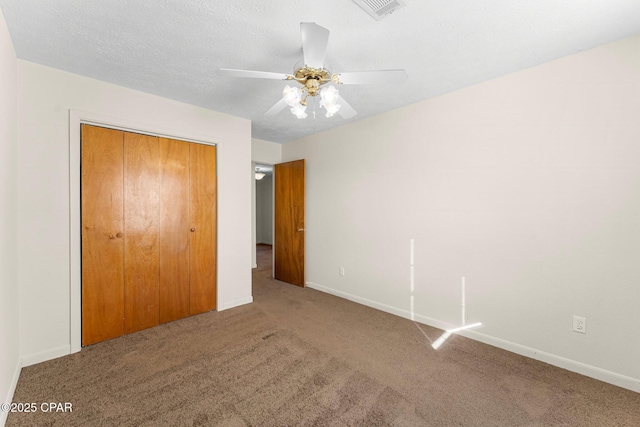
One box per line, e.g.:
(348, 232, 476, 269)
(352, 0, 406, 20)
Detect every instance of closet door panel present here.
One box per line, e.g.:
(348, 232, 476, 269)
(81, 125, 125, 346)
(158, 137, 190, 323)
(124, 132, 160, 334)
(189, 143, 217, 315)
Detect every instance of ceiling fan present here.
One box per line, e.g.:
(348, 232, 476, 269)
(218, 22, 408, 119)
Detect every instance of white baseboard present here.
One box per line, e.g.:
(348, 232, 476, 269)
(252, 263, 257, 269)
(463, 330, 640, 393)
(306, 281, 640, 394)
(218, 296, 253, 311)
(306, 281, 449, 329)
(1, 360, 22, 427)
(18, 296, 254, 370)
(20, 345, 70, 368)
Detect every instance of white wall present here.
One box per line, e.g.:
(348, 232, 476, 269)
(17, 61, 253, 365)
(283, 34, 640, 391)
(256, 174, 273, 244)
(252, 138, 282, 165)
(0, 7, 19, 425)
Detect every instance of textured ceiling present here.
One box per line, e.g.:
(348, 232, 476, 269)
(2, 0, 640, 143)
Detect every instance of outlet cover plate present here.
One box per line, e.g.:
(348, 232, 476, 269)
(573, 315, 586, 334)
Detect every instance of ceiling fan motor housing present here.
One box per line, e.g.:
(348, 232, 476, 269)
(294, 66, 331, 97)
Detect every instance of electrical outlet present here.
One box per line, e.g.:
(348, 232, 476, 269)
(339, 267, 345, 276)
(572, 315, 586, 334)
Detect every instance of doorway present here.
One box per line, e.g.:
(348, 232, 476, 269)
(255, 163, 274, 249)
(252, 159, 306, 287)
(254, 162, 274, 277)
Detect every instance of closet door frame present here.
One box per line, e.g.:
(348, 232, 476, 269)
(70, 110, 220, 353)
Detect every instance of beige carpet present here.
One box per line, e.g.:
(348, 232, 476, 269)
(7, 245, 640, 426)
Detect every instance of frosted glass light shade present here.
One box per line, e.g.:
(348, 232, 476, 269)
(320, 86, 341, 117)
(283, 85, 301, 107)
(320, 86, 339, 104)
(290, 103, 307, 119)
(324, 103, 341, 118)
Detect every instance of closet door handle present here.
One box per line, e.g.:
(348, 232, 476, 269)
(190, 228, 196, 232)
(116, 232, 123, 238)
(297, 228, 304, 232)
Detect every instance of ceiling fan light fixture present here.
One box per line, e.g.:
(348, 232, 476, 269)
(320, 86, 339, 104)
(290, 103, 308, 119)
(220, 23, 405, 122)
(324, 103, 341, 118)
(320, 86, 341, 117)
(283, 85, 302, 107)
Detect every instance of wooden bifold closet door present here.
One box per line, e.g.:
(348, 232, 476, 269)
(81, 124, 217, 346)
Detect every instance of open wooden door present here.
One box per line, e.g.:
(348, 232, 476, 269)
(274, 159, 305, 287)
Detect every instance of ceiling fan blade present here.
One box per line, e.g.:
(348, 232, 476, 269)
(334, 69, 408, 85)
(337, 96, 357, 119)
(300, 22, 330, 69)
(265, 98, 288, 116)
(218, 68, 292, 80)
